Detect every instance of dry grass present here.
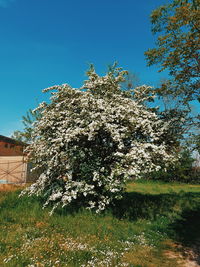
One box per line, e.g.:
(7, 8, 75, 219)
(0, 184, 25, 192)
(122, 244, 180, 267)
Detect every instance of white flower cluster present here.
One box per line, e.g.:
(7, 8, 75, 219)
(23, 66, 176, 212)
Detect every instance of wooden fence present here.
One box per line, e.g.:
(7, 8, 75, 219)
(0, 156, 28, 184)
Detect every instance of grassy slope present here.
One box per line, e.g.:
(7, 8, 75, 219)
(0, 181, 200, 267)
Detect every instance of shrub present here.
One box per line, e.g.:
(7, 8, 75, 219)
(22, 65, 176, 212)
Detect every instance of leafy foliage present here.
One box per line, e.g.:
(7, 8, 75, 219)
(193, 134, 200, 154)
(11, 109, 42, 143)
(157, 107, 193, 149)
(145, 0, 200, 102)
(147, 149, 200, 183)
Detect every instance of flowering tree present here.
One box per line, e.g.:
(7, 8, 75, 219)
(23, 66, 176, 213)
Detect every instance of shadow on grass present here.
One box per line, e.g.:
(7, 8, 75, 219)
(43, 191, 200, 229)
(168, 206, 200, 264)
(111, 191, 200, 221)
(1, 189, 199, 221)
(55, 191, 192, 218)
(111, 191, 200, 263)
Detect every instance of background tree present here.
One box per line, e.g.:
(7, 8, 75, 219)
(145, 0, 200, 102)
(145, 0, 200, 182)
(121, 71, 140, 91)
(123, 73, 192, 149)
(11, 108, 42, 143)
(145, 0, 200, 167)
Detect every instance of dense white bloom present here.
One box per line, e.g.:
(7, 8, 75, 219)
(23, 66, 176, 212)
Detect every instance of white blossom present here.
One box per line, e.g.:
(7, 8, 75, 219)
(22, 65, 176, 212)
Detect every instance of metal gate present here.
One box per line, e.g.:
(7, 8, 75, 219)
(0, 156, 27, 184)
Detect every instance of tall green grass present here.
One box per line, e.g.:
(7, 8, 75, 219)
(0, 181, 200, 266)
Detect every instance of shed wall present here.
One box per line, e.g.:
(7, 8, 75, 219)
(0, 141, 24, 156)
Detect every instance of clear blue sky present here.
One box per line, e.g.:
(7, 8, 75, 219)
(1, 0, 170, 136)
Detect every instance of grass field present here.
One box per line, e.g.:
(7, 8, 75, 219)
(0, 180, 200, 266)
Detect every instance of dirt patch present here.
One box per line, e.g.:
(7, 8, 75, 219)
(164, 241, 200, 267)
